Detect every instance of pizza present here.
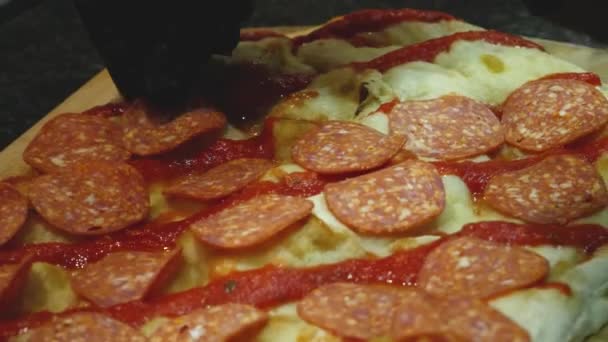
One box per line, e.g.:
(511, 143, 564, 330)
(1, 7, 608, 342)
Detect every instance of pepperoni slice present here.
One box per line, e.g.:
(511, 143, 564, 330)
(0, 255, 32, 309)
(324, 160, 445, 234)
(23, 113, 130, 173)
(438, 298, 529, 342)
(164, 158, 274, 200)
(189, 194, 313, 249)
(292, 121, 406, 174)
(392, 297, 529, 342)
(388, 95, 504, 160)
(27, 312, 146, 342)
(483, 154, 608, 224)
(70, 249, 182, 308)
(122, 105, 226, 156)
(502, 79, 608, 151)
(418, 237, 548, 300)
(28, 161, 149, 235)
(0, 182, 28, 246)
(149, 303, 268, 342)
(297, 283, 432, 340)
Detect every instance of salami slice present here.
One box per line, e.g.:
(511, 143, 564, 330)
(28, 161, 149, 235)
(0, 182, 28, 246)
(324, 160, 445, 234)
(23, 113, 130, 173)
(122, 105, 226, 156)
(418, 237, 548, 300)
(387, 95, 504, 160)
(439, 298, 529, 342)
(502, 79, 608, 151)
(164, 158, 274, 200)
(0, 255, 32, 309)
(392, 297, 529, 342)
(70, 249, 182, 307)
(483, 154, 608, 224)
(292, 121, 406, 174)
(27, 312, 146, 342)
(190, 194, 313, 249)
(297, 283, 433, 340)
(149, 303, 268, 342)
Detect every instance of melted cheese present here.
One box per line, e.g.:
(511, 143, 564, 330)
(297, 39, 398, 71)
(230, 37, 316, 75)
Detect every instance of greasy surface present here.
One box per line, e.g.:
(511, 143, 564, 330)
(388, 95, 504, 160)
(28, 161, 149, 235)
(70, 249, 181, 308)
(325, 160, 445, 234)
(23, 113, 130, 173)
(418, 237, 549, 299)
(297, 283, 430, 340)
(164, 158, 274, 200)
(190, 194, 313, 249)
(502, 79, 608, 151)
(0, 182, 28, 245)
(292, 121, 405, 174)
(484, 154, 608, 224)
(122, 105, 227, 156)
(27, 312, 146, 342)
(149, 303, 268, 342)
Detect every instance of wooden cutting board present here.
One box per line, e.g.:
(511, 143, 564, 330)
(1, 28, 608, 179)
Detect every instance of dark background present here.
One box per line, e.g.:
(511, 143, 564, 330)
(1, 0, 607, 149)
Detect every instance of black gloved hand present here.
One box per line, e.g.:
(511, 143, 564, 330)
(74, 1, 253, 105)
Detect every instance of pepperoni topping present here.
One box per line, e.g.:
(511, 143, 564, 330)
(292, 121, 405, 174)
(392, 297, 529, 342)
(502, 79, 608, 151)
(149, 303, 268, 342)
(297, 283, 431, 340)
(27, 312, 145, 342)
(0, 183, 28, 246)
(0, 255, 32, 308)
(28, 161, 149, 235)
(164, 158, 274, 201)
(189, 194, 313, 249)
(70, 249, 182, 308)
(23, 113, 130, 173)
(324, 160, 445, 234)
(388, 95, 504, 160)
(418, 237, 548, 299)
(483, 154, 608, 224)
(122, 105, 226, 156)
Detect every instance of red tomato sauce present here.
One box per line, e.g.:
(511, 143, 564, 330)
(538, 72, 602, 86)
(129, 118, 276, 182)
(351, 31, 544, 72)
(434, 136, 608, 197)
(292, 8, 456, 48)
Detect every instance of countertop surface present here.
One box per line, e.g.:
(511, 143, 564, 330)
(1, 0, 605, 149)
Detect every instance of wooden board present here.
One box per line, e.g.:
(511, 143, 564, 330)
(1, 28, 608, 179)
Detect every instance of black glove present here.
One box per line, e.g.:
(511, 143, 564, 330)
(74, 0, 253, 105)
